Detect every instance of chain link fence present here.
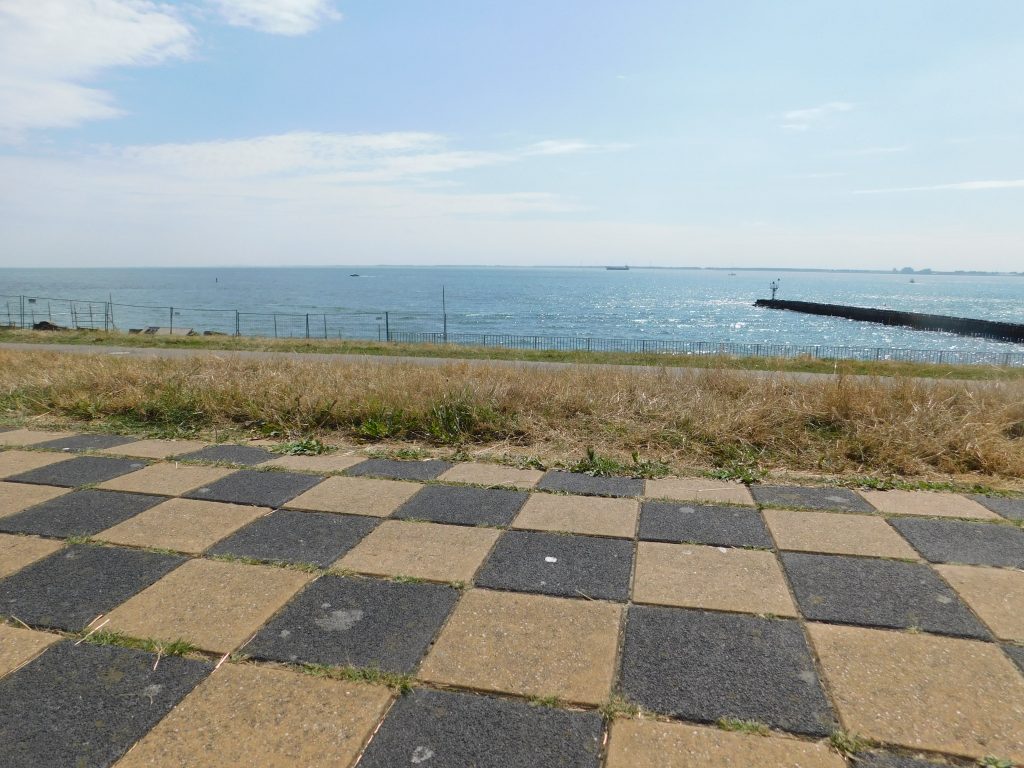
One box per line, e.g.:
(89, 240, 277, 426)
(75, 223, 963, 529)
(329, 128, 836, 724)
(2, 293, 1022, 367)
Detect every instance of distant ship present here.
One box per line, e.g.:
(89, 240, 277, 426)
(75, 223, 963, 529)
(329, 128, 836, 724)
(606, 265, 630, 271)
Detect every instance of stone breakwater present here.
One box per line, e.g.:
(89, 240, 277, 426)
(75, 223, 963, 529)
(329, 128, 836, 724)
(756, 299, 1024, 343)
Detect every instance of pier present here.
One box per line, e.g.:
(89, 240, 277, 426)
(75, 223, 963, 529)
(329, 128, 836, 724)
(755, 299, 1024, 343)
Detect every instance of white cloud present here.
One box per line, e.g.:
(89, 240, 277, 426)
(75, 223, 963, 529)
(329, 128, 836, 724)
(781, 101, 854, 131)
(851, 145, 909, 155)
(113, 131, 626, 182)
(854, 179, 1024, 193)
(0, 0, 194, 140)
(209, 0, 340, 35)
(119, 132, 448, 178)
(521, 139, 629, 156)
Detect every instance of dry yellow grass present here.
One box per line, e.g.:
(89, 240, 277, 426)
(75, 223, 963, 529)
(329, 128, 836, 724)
(1, 349, 1022, 481)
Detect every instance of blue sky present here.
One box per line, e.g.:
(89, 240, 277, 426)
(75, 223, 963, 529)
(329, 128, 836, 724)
(1, 0, 1022, 269)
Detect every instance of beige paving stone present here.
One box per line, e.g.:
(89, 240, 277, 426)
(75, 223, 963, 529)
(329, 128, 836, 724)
(336, 520, 500, 582)
(809, 623, 1024, 761)
(633, 541, 797, 616)
(0, 429, 75, 447)
(645, 477, 755, 506)
(0, 624, 60, 678)
(98, 498, 270, 555)
(264, 453, 365, 473)
(104, 559, 313, 653)
(606, 719, 845, 768)
(285, 475, 418, 517)
(0, 481, 69, 518)
(936, 564, 1024, 642)
(0, 450, 70, 479)
(859, 489, 1000, 520)
(0, 533, 64, 578)
(512, 493, 638, 538)
(419, 589, 621, 705)
(97, 463, 234, 496)
(439, 463, 544, 489)
(97, 439, 209, 459)
(764, 508, 920, 559)
(114, 662, 391, 768)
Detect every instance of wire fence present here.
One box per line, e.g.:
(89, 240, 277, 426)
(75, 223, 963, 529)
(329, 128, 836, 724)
(2, 292, 1022, 367)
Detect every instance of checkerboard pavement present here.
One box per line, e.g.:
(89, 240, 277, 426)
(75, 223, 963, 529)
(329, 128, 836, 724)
(0, 428, 1022, 766)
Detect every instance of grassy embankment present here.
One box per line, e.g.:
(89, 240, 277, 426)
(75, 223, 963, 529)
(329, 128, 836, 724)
(1, 346, 1022, 490)
(0, 328, 1021, 381)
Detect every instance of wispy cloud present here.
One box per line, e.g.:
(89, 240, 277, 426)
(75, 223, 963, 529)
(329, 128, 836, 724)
(792, 172, 847, 179)
(208, 0, 341, 36)
(521, 139, 631, 156)
(781, 101, 854, 131)
(0, 0, 194, 140)
(850, 145, 909, 155)
(0, 0, 344, 142)
(854, 179, 1024, 194)
(117, 132, 629, 181)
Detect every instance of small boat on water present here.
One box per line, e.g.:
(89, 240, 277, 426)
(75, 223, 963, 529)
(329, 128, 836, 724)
(606, 265, 629, 271)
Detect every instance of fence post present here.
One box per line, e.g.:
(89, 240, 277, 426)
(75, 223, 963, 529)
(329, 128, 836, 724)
(273, 315, 278, 338)
(385, 312, 390, 342)
(305, 314, 310, 339)
(443, 313, 447, 343)
(169, 307, 174, 335)
(20, 295, 25, 329)
(323, 314, 328, 339)
(235, 310, 240, 337)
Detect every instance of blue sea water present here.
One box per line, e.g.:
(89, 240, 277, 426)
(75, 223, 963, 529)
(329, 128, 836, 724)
(0, 267, 1022, 353)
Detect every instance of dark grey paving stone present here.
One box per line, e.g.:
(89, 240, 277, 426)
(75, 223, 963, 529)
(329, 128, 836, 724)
(5, 455, 148, 487)
(781, 552, 990, 639)
(175, 443, 277, 465)
(858, 752, 958, 768)
(639, 501, 772, 548)
(358, 688, 602, 768)
(538, 470, 643, 498)
(0, 489, 165, 537)
(0, 640, 209, 768)
(476, 530, 634, 601)
(208, 509, 378, 566)
(619, 605, 836, 736)
(889, 518, 1024, 568)
(1005, 644, 1024, 674)
(345, 458, 452, 481)
(970, 494, 1024, 522)
(184, 469, 323, 507)
(33, 434, 137, 453)
(750, 485, 875, 513)
(247, 575, 458, 673)
(394, 484, 528, 526)
(0, 544, 184, 631)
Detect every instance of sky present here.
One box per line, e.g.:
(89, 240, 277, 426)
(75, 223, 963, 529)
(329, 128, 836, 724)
(0, 1, 1022, 270)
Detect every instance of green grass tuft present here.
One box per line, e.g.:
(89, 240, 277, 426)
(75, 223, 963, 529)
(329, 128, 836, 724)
(829, 731, 872, 757)
(599, 695, 642, 719)
(716, 717, 770, 736)
(83, 630, 197, 657)
(301, 662, 414, 693)
(273, 437, 332, 456)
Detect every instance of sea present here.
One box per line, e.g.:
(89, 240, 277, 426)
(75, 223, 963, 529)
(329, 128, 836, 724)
(1, 267, 1023, 354)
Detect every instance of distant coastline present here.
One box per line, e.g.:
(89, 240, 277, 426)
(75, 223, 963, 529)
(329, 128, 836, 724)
(3, 265, 1021, 277)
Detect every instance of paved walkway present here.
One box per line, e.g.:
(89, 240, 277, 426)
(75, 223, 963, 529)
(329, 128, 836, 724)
(0, 340, 986, 385)
(0, 427, 1022, 766)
